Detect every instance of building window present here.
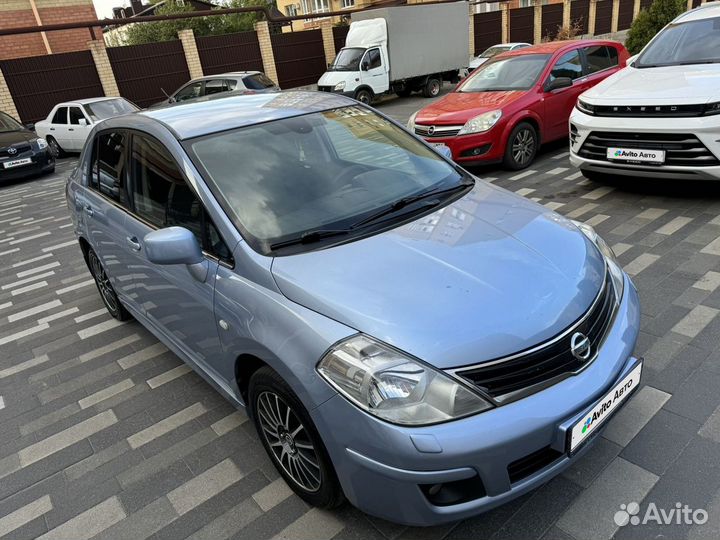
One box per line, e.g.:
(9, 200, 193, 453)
(313, 0, 330, 13)
(342, 0, 355, 8)
(286, 4, 298, 17)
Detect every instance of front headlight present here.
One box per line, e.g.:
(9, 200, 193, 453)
(576, 99, 595, 116)
(703, 101, 720, 116)
(407, 110, 418, 131)
(333, 81, 346, 91)
(34, 138, 48, 150)
(457, 110, 502, 135)
(573, 221, 625, 303)
(317, 335, 492, 425)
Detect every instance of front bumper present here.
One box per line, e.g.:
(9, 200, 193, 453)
(311, 273, 640, 526)
(0, 149, 54, 182)
(569, 109, 720, 180)
(416, 129, 504, 164)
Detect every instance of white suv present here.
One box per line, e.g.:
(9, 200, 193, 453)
(569, 3, 720, 181)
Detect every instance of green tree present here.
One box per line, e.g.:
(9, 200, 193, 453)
(625, 0, 686, 55)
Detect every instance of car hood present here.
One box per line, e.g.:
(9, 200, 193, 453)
(318, 71, 355, 86)
(0, 130, 35, 148)
(469, 57, 488, 69)
(583, 64, 720, 104)
(415, 91, 525, 125)
(271, 181, 606, 369)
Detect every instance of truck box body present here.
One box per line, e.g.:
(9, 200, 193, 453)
(351, 2, 469, 82)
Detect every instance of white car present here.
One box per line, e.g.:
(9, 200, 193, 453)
(570, 3, 720, 181)
(35, 97, 138, 156)
(468, 43, 531, 72)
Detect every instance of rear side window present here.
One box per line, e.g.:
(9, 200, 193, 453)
(242, 73, 276, 90)
(52, 107, 68, 124)
(584, 45, 618, 74)
(226, 79, 238, 90)
(204, 79, 227, 95)
(90, 132, 129, 206)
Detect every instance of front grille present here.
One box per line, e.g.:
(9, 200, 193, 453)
(508, 446, 564, 484)
(578, 131, 719, 167)
(452, 271, 616, 403)
(317, 86, 333, 93)
(0, 144, 31, 158)
(591, 104, 706, 117)
(414, 124, 462, 138)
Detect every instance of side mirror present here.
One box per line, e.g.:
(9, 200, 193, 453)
(143, 227, 208, 282)
(78, 118, 88, 126)
(25, 123, 35, 131)
(544, 77, 573, 92)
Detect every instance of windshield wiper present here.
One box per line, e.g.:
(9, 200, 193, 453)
(269, 229, 351, 250)
(349, 179, 474, 230)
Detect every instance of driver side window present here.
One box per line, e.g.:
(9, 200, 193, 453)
(363, 48, 382, 70)
(174, 81, 203, 102)
(549, 50, 582, 81)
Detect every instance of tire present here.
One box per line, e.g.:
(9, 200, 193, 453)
(503, 121, 538, 170)
(354, 88, 373, 105)
(46, 136, 64, 158)
(87, 248, 131, 321)
(249, 366, 344, 509)
(396, 88, 412, 98)
(422, 77, 442, 98)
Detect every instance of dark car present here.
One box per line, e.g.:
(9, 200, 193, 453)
(0, 111, 55, 183)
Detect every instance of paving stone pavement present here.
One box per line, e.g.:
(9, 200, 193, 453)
(1, 90, 720, 539)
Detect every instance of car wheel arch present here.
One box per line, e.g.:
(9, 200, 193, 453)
(505, 113, 542, 146)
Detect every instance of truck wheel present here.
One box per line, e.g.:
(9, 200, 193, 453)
(422, 78, 441, 98)
(354, 89, 373, 105)
(503, 122, 538, 170)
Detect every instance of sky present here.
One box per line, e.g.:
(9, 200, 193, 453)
(92, 0, 125, 19)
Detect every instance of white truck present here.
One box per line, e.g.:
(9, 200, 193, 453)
(317, 2, 469, 104)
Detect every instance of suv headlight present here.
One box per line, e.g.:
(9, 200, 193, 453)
(34, 138, 48, 150)
(457, 110, 502, 135)
(576, 99, 595, 115)
(703, 101, 720, 116)
(573, 220, 625, 303)
(407, 110, 418, 131)
(333, 81, 346, 91)
(317, 335, 492, 425)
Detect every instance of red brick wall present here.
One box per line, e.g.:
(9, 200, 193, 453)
(0, 4, 102, 61)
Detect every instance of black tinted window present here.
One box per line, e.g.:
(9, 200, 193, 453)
(175, 82, 203, 102)
(52, 107, 67, 124)
(584, 45, 617, 73)
(130, 134, 230, 260)
(365, 49, 381, 70)
(242, 73, 276, 90)
(550, 50, 583, 81)
(92, 132, 129, 206)
(69, 107, 85, 125)
(204, 79, 226, 95)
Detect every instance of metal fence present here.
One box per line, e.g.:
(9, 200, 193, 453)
(332, 25, 350, 57)
(618, 0, 635, 30)
(473, 10, 502, 55)
(541, 3, 565, 41)
(0, 51, 104, 124)
(196, 31, 264, 76)
(595, 0, 614, 35)
(107, 40, 190, 109)
(509, 6, 534, 44)
(271, 29, 326, 89)
(571, 0, 591, 34)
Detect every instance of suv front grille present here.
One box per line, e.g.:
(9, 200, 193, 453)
(414, 124, 462, 138)
(0, 144, 31, 158)
(451, 271, 616, 404)
(592, 104, 706, 117)
(578, 131, 719, 167)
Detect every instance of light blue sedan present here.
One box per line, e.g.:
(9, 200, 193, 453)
(66, 91, 641, 526)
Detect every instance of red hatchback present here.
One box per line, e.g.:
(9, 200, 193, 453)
(408, 40, 629, 169)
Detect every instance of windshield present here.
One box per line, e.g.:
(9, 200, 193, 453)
(329, 48, 366, 71)
(480, 45, 512, 58)
(189, 106, 465, 253)
(0, 112, 24, 132)
(243, 73, 276, 90)
(460, 54, 550, 92)
(637, 15, 720, 67)
(83, 98, 138, 121)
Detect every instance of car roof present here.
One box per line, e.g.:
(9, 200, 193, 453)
(188, 71, 262, 83)
(501, 39, 619, 57)
(675, 2, 720, 23)
(138, 90, 356, 140)
(58, 97, 120, 106)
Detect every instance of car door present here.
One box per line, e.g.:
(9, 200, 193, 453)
(542, 48, 585, 141)
(121, 132, 225, 368)
(360, 48, 387, 94)
(47, 106, 72, 150)
(81, 130, 137, 306)
(68, 106, 92, 151)
(580, 44, 622, 87)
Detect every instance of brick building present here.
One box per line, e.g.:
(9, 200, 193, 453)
(0, 0, 102, 61)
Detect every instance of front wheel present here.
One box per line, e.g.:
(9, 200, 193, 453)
(354, 88, 373, 105)
(503, 122, 538, 170)
(249, 367, 344, 509)
(46, 136, 64, 158)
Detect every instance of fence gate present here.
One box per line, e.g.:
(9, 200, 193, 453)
(594, 0, 613, 35)
(332, 26, 350, 57)
(196, 31, 263, 76)
(107, 40, 190, 109)
(0, 51, 104, 124)
(617, 0, 635, 30)
(271, 30, 326, 89)
(570, 0, 590, 35)
(541, 3, 565, 41)
(510, 7, 535, 44)
(473, 10, 502, 55)
(639, 0, 653, 10)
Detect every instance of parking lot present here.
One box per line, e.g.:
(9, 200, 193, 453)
(1, 90, 720, 540)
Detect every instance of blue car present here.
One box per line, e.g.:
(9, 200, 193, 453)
(66, 91, 641, 526)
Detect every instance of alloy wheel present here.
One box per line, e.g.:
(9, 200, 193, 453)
(512, 128, 535, 166)
(89, 251, 118, 314)
(256, 390, 322, 493)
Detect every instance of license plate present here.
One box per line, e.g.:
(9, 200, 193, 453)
(569, 361, 642, 452)
(607, 147, 665, 164)
(2, 157, 32, 169)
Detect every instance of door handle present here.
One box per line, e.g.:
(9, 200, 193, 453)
(68, 128, 74, 132)
(126, 236, 141, 252)
(84, 205, 93, 217)
(50, 127, 55, 131)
